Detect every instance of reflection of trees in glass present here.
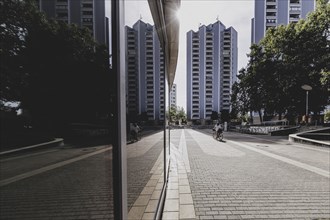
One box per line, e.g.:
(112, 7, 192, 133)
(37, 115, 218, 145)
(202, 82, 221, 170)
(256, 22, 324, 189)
(1, 0, 111, 139)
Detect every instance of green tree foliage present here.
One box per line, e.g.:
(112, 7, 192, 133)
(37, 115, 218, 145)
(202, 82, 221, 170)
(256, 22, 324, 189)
(325, 111, 330, 122)
(230, 69, 252, 119)
(210, 111, 219, 121)
(176, 106, 187, 122)
(169, 106, 186, 123)
(233, 0, 330, 121)
(1, 0, 111, 132)
(169, 106, 177, 122)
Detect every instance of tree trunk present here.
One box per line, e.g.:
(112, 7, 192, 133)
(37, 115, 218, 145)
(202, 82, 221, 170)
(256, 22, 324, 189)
(258, 109, 263, 123)
(278, 112, 282, 120)
(249, 111, 253, 124)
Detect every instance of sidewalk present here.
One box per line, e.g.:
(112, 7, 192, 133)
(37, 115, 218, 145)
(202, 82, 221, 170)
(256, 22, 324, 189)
(163, 131, 195, 219)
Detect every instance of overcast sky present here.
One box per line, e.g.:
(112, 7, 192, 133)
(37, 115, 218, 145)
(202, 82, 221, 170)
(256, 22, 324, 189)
(122, 0, 255, 110)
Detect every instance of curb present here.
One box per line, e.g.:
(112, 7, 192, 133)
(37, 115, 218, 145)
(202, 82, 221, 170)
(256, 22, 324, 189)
(289, 128, 330, 147)
(0, 138, 64, 156)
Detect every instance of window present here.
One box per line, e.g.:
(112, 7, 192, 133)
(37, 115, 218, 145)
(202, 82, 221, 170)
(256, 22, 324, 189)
(82, 3, 93, 8)
(266, 12, 276, 16)
(82, 11, 93, 16)
(266, 5, 276, 9)
(266, 19, 276, 23)
(290, 14, 300, 19)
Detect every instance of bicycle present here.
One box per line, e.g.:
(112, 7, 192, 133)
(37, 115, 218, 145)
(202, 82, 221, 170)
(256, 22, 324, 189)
(130, 130, 141, 142)
(212, 129, 223, 141)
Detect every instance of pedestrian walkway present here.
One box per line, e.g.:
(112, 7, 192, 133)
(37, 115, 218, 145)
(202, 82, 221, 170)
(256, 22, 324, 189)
(163, 129, 330, 220)
(162, 131, 196, 219)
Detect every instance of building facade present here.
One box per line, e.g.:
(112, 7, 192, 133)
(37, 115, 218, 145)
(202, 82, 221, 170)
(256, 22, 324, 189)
(187, 21, 238, 122)
(252, 0, 315, 43)
(125, 20, 165, 122)
(170, 84, 177, 108)
(35, 0, 107, 44)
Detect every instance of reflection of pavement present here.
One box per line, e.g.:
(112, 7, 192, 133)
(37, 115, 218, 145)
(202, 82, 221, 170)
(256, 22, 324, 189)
(127, 131, 164, 218)
(168, 129, 330, 219)
(0, 145, 114, 219)
(127, 131, 163, 158)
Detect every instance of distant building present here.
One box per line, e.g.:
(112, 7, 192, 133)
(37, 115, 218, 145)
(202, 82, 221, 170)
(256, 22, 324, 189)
(35, 0, 108, 45)
(252, 0, 315, 44)
(187, 21, 238, 122)
(125, 20, 165, 122)
(170, 84, 177, 108)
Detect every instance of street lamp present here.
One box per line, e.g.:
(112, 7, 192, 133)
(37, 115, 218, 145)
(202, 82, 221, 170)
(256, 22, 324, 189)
(301, 84, 312, 117)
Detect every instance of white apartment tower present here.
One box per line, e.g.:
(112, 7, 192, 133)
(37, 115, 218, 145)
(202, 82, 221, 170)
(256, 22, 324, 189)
(125, 20, 165, 122)
(170, 84, 177, 108)
(252, 0, 315, 43)
(187, 21, 238, 121)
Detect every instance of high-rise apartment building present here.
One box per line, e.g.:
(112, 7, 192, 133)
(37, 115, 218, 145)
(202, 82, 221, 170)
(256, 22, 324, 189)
(35, 0, 107, 44)
(187, 21, 238, 122)
(252, 0, 315, 43)
(170, 84, 177, 108)
(125, 20, 165, 122)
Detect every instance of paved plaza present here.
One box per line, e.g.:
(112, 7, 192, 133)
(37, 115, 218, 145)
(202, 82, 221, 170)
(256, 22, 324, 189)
(165, 129, 330, 220)
(0, 128, 329, 219)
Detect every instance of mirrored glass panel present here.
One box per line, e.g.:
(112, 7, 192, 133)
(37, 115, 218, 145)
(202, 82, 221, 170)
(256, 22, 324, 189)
(165, 79, 171, 179)
(124, 1, 166, 218)
(0, 0, 114, 219)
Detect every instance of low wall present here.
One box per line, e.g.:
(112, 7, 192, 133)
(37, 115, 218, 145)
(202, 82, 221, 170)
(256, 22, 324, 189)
(289, 128, 330, 147)
(238, 126, 282, 135)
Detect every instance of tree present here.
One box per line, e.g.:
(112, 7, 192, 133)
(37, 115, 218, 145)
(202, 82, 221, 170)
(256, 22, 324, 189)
(23, 22, 110, 131)
(220, 110, 230, 122)
(176, 107, 187, 122)
(1, 0, 111, 133)
(210, 111, 219, 121)
(261, 0, 329, 116)
(0, 0, 45, 102)
(168, 106, 186, 124)
(169, 106, 177, 123)
(234, 0, 330, 122)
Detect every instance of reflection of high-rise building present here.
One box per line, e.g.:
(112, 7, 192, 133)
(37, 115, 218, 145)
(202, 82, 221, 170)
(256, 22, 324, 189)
(170, 84, 177, 108)
(252, 0, 315, 44)
(125, 20, 165, 122)
(35, 0, 107, 44)
(187, 21, 237, 121)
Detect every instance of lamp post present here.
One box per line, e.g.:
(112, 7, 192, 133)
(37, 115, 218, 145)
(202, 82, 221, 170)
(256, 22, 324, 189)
(301, 84, 312, 118)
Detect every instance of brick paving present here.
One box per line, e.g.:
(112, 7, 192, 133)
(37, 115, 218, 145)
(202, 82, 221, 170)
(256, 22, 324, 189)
(0, 151, 114, 220)
(0, 131, 165, 220)
(1, 129, 329, 220)
(182, 129, 330, 220)
(127, 139, 163, 209)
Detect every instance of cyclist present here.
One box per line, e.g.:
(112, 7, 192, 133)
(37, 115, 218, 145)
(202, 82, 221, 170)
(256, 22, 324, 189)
(213, 122, 223, 140)
(130, 123, 141, 141)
